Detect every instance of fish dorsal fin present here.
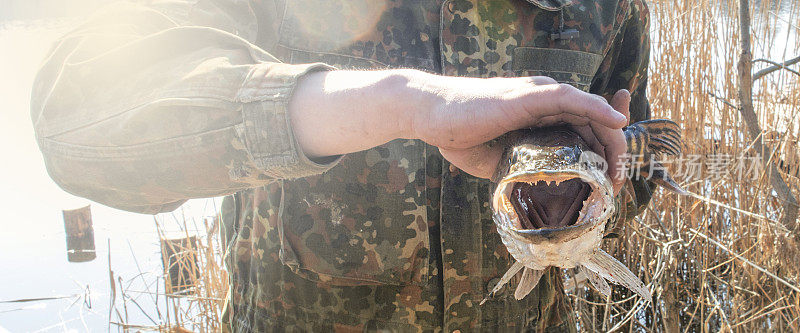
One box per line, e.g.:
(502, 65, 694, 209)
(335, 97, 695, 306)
(624, 119, 688, 195)
(481, 261, 525, 305)
(580, 265, 611, 298)
(581, 250, 652, 301)
(514, 267, 544, 300)
(625, 119, 682, 156)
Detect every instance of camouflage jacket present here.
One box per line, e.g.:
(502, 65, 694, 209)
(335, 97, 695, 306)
(32, 0, 652, 331)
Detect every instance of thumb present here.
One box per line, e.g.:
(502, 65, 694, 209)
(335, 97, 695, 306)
(609, 89, 632, 125)
(439, 143, 505, 180)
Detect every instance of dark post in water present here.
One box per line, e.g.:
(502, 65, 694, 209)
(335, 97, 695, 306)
(62, 205, 96, 262)
(160, 236, 199, 295)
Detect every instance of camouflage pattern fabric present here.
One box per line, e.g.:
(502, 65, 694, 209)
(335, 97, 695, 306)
(32, 0, 653, 331)
(227, 0, 652, 331)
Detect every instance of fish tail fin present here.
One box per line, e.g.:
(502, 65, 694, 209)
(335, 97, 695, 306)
(581, 250, 652, 301)
(580, 265, 611, 298)
(481, 261, 524, 305)
(514, 267, 544, 300)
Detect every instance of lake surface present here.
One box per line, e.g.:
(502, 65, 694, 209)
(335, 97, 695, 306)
(0, 18, 222, 332)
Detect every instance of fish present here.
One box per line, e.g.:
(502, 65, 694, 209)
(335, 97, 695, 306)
(482, 119, 687, 305)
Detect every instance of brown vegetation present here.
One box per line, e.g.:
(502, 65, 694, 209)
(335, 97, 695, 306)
(570, 0, 800, 331)
(109, 215, 228, 332)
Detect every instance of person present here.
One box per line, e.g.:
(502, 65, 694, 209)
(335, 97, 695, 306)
(31, 0, 654, 331)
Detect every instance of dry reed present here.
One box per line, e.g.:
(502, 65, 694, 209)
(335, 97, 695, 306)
(108, 211, 228, 332)
(570, 0, 800, 331)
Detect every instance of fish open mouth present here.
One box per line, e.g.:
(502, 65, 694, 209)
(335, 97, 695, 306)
(492, 147, 615, 233)
(510, 179, 592, 229)
(493, 171, 612, 232)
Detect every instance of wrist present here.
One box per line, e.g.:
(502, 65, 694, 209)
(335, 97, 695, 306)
(289, 68, 438, 158)
(368, 69, 419, 142)
(388, 69, 442, 141)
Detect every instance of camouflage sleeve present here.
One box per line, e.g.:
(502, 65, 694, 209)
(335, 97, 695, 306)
(599, 0, 653, 224)
(602, 0, 651, 123)
(30, 1, 340, 214)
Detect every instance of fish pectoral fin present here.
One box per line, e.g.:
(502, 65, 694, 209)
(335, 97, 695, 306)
(580, 265, 611, 298)
(514, 267, 544, 300)
(635, 119, 682, 156)
(650, 163, 689, 195)
(481, 261, 525, 305)
(582, 250, 652, 301)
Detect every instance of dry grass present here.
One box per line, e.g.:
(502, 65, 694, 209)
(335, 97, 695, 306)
(108, 211, 228, 332)
(570, 0, 800, 331)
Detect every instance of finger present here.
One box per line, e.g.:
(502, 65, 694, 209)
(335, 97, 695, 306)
(533, 112, 619, 128)
(521, 76, 558, 85)
(568, 123, 626, 196)
(571, 125, 604, 159)
(439, 144, 505, 180)
(517, 84, 628, 129)
(610, 89, 632, 125)
(589, 123, 627, 195)
(608, 89, 632, 194)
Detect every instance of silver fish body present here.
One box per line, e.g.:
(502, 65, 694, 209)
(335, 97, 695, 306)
(484, 120, 685, 304)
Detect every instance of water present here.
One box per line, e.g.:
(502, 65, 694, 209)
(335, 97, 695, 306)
(0, 18, 222, 331)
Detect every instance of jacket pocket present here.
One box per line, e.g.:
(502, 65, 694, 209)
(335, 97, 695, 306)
(512, 47, 603, 91)
(276, 0, 389, 68)
(275, 0, 437, 70)
(277, 140, 431, 286)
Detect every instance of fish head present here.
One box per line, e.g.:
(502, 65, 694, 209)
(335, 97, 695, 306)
(487, 120, 685, 303)
(491, 127, 615, 269)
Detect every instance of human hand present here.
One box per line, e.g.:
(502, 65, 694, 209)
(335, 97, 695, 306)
(567, 89, 632, 195)
(288, 69, 629, 194)
(407, 73, 628, 194)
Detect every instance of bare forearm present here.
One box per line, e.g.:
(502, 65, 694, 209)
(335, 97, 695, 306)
(288, 69, 423, 158)
(288, 68, 629, 184)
